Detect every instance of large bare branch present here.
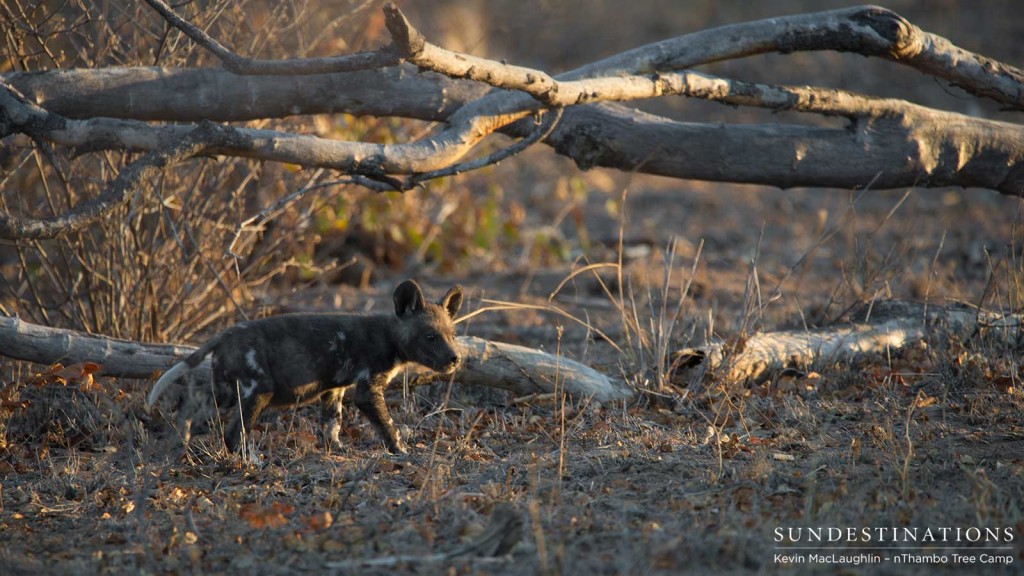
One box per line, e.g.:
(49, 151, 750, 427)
(143, 0, 1023, 190)
(566, 5, 1024, 109)
(390, 2, 1022, 197)
(385, 3, 1023, 132)
(540, 102, 1024, 196)
(9, 70, 1021, 196)
(0, 80, 529, 190)
(377, 3, 1024, 195)
(3, 1, 1023, 225)
(2, 66, 486, 122)
(144, 2, 1024, 113)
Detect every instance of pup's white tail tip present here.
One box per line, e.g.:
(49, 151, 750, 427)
(147, 361, 187, 411)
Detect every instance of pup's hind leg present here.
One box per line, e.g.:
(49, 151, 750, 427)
(174, 370, 217, 445)
(320, 387, 348, 450)
(223, 378, 271, 453)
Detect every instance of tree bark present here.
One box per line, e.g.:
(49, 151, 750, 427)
(0, 316, 633, 403)
(3, 66, 484, 122)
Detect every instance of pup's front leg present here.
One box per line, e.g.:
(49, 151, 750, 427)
(353, 376, 406, 455)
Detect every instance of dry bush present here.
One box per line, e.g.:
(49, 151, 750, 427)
(0, 1, 573, 344)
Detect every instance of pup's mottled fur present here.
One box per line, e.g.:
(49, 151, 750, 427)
(147, 280, 463, 454)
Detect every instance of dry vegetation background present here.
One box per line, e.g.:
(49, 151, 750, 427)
(1, 0, 1023, 574)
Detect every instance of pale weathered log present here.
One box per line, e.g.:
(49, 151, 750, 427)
(676, 301, 1024, 382)
(409, 336, 633, 403)
(0, 316, 633, 403)
(0, 316, 194, 379)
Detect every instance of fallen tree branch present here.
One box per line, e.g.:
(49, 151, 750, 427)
(9, 2, 1024, 196)
(1, 2, 1021, 248)
(2, 66, 484, 123)
(140, 0, 1024, 187)
(0, 80, 523, 179)
(144, 2, 1024, 113)
(405, 107, 563, 189)
(675, 301, 1024, 383)
(0, 316, 633, 403)
(385, 2, 1024, 149)
(8, 67, 1022, 196)
(561, 5, 1024, 110)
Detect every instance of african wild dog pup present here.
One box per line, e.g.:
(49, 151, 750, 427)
(146, 280, 463, 454)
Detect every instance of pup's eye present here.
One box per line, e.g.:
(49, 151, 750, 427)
(426, 334, 438, 341)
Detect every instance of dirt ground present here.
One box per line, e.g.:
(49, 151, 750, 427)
(3, 1, 1024, 574)
(3, 171, 1023, 575)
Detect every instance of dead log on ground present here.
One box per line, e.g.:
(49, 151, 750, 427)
(675, 301, 1023, 383)
(0, 316, 633, 403)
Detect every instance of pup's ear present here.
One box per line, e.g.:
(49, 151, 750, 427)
(440, 285, 463, 319)
(394, 280, 425, 317)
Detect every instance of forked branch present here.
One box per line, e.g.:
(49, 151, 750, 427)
(3, 2, 1024, 243)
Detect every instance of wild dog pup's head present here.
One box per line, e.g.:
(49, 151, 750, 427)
(393, 280, 463, 373)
